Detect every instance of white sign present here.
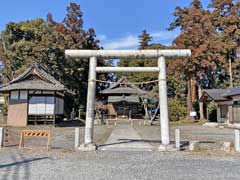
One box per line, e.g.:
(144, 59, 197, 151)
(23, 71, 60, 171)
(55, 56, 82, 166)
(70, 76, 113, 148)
(190, 111, 197, 117)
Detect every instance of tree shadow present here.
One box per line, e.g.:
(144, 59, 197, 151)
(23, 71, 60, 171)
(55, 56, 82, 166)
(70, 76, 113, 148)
(1, 154, 49, 180)
(0, 157, 49, 169)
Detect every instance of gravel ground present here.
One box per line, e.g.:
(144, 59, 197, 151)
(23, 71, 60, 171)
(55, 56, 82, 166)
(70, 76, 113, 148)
(0, 150, 240, 180)
(1, 123, 240, 180)
(134, 123, 235, 148)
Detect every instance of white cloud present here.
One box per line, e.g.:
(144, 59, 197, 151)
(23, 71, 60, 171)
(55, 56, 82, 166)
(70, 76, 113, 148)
(101, 30, 179, 50)
(151, 30, 179, 41)
(103, 35, 138, 50)
(97, 34, 107, 41)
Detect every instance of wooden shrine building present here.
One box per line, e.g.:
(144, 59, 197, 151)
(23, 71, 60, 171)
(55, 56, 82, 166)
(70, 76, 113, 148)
(0, 63, 71, 126)
(100, 77, 146, 118)
(200, 87, 240, 124)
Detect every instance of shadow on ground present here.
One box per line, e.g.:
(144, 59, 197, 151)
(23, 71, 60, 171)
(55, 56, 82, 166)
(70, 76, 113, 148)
(98, 138, 190, 150)
(1, 151, 50, 180)
(56, 120, 85, 127)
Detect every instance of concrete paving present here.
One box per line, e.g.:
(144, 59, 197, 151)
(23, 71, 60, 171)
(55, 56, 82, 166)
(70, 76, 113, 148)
(98, 124, 153, 151)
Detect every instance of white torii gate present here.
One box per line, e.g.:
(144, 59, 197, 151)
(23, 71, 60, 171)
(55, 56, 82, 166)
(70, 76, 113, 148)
(65, 49, 191, 151)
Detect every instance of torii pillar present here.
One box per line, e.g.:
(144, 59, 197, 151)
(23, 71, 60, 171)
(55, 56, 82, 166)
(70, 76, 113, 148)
(65, 50, 191, 151)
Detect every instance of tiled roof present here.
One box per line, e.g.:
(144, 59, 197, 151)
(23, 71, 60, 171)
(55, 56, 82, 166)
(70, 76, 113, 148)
(0, 63, 66, 92)
(222, 86, 240, 97)
(100, 77, 146, 95)
(200, 89, 229, 101)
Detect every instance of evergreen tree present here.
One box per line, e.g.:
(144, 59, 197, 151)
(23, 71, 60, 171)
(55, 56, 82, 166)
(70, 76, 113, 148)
(46, 13, 56, 27)
(63, 3, 84, 34)
(209, 0, 240, 86)
(0, 2, 103, 113)
(138, 30, 152, 49)
(168, 0, 225, 112)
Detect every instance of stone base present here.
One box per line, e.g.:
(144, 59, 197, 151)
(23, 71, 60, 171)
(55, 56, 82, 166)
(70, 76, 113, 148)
(78, 143, 97, 151)
(158, 144, 177, 152)
(189, 141, 200, 151)
(220, 142, 232, 152)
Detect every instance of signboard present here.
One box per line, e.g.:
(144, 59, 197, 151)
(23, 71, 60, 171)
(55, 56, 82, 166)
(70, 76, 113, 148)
(190, 111, 197, 117)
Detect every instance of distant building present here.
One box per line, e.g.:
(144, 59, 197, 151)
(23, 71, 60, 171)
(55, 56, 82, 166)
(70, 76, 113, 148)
(200, 87, 240, 124)
(0, 63, 71, 126)
(100, 77, 146, 118)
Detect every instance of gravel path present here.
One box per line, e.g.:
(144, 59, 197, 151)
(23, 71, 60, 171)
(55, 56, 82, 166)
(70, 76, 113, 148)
(98, 124, 153, 151)
(0, 150, 240, 180)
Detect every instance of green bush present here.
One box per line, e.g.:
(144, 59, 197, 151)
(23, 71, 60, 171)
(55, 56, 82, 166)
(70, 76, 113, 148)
(208, 102, 217, 122)
(168, 98, 187, 121)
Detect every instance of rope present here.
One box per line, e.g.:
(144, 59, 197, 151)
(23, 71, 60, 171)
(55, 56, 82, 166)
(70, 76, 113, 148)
(95, 79, 159, 85)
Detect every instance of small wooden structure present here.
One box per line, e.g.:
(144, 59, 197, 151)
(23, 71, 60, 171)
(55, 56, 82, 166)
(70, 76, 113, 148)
(200, 87, 240, 124)
(100, 77, 146, 118)
(0, 63, 71, 126)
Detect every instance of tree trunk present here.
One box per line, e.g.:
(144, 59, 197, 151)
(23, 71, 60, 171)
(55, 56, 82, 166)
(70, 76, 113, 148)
(187, 79, 192, 114)
(198, 85, 204, 120)
(191, 78, 197, 103)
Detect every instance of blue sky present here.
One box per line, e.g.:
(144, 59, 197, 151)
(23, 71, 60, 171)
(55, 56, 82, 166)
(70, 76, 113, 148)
(0, 0, 210, 49)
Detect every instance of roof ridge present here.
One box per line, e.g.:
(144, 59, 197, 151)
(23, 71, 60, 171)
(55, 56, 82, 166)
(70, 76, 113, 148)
(106, 77, 146, 93)
(8, 62, 64, 87)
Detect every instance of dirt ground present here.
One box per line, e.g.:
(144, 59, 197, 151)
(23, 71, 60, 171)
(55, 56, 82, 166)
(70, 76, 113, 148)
(3, 124, 113, 150)
(134, 123, 235, 144)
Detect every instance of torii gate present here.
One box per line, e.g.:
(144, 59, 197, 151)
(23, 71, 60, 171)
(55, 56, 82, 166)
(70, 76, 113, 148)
(65, 49, 191, 151)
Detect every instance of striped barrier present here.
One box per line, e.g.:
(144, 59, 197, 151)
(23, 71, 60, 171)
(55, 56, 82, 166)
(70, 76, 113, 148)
(19, 130, 51, 150)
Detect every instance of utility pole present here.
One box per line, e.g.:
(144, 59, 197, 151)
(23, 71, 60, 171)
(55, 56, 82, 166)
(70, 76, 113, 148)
(228, 50, 240, 88)
(229, 56, 233, 88)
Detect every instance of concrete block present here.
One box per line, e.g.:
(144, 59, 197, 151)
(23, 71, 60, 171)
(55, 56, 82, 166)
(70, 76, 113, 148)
(175, 129, 180, 150)
(130, 120, 133, 126)
(189, 141, 200, 151)
(235, 130, 240, 152)
(78, 143, 97, 151)
(221, 142, 232, 152)
(94, 119, 102, 125)
(202, 122, 218, 128)
(233, 124, 240, 129)
(158, 144, 176, 152)
(75, 128, 80, 149)
(0, 127, 3, 148)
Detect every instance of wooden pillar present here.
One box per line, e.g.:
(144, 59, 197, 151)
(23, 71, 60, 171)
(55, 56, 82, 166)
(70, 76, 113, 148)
(229, 105, 233, 123)
(217, 105, 221, 125)
(206, 103, 209, 122)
